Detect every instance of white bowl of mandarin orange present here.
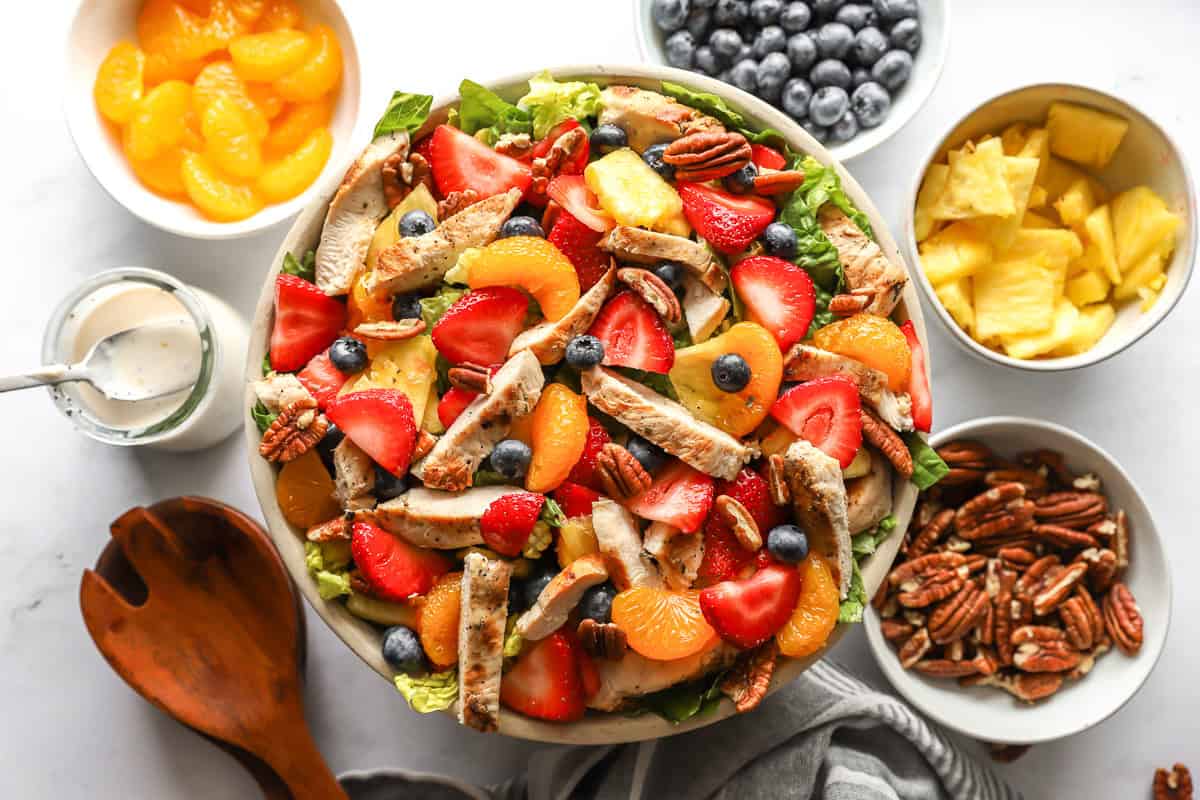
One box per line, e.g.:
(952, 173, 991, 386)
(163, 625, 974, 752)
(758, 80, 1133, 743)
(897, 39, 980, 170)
(66, 0, 362, 239)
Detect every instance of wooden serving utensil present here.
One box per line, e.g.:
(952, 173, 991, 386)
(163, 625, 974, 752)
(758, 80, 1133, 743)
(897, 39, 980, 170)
(80, 497, 347, 800)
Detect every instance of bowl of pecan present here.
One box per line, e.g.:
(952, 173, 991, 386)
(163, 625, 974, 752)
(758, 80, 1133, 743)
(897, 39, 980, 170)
(864, 416, 1170, 744)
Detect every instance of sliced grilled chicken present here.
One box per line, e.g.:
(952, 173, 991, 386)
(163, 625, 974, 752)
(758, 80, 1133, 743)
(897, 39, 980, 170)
(643, 522, 703, 590)
(598, 226, 726, 293)
(784, 439, 853, 599)
(845, 448, 893, 535)
(515, 553, 609, 641)
(332, 438, 376, 512)
(372, 485, 515, 549)
(413, 349, 544, 491)
(681, 272, 730, 343)
(782, 344, 913, 432)
(581, 367, 755, 481)
(819, 207, 907, 317)
(592, 498, 662, 591)
(458, 552, 511, 733)
(588, 644, 738, 711)
(315, 131, 409, 296)
(598, 85, 723, 153)
(508, 268, 615, 364)
(252, 372, 314, 414)
(372, 188, 522, 295)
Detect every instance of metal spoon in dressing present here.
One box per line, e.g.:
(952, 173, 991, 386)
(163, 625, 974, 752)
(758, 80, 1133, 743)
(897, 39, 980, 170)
(0, 320, 200, 401)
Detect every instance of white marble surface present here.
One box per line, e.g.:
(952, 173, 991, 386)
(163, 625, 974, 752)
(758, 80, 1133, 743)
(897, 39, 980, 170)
(2, 0, 1197, 796)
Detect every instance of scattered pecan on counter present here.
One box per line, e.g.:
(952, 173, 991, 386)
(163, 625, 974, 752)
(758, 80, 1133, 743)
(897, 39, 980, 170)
(1154, 764, 1194, 800)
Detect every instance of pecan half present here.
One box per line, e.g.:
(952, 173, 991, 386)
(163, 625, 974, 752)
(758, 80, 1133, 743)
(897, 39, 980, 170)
(259, 398, 327, 463)
(1012, 625, 1081, 673)
(1034, 523, 1099, 550)
(595, 443, 652, 500)
(914, 659, 980, 678)
(897, 627, 932, 668)
(1154, 764, 1194, 800)
(767, 453, 790, 506)
(928, 582, 989, 644)
(382, 151, 433, 209)
(663, 130, 752, 182)
(985, 467, 1048, 497)
(880, 619, 915, 642)
(993, 567, 1018, 665)
(897, 569, 965, 608)
(997, 546, 1037, 568)
(860, 409, 913, 478)
(306, 513, 353, 542)
(752, 169, 805, 195)
(1102, 582, 1144, 656)
(1034, 491, 1107, 529)
(1076, 547, 1118, 592)
(1018, 448, 1074, 487)
(956, 482, 1026, 527)
(447, 363, 492, 394)
(888, 552, 966, 587)
(716, 494, 762, 551)
(353, 318, 427, 341)
(1032, 561, 1087, 616)
(1014, 554, 1060, 609)
(494, 132, 533, 159)
(531, 127, 588, 194)
(907, 509, 955, 558)
(617, 267, 682, 324)
(1004, 672, 1065, 702)
(439, 188, 481, 219)
(720, 642, 777, 712)
(1059, 594, 1099, 650)
(936, 439, 994, 485)
(577, 618, 627, 660)
(1112, 509, 1130, 573)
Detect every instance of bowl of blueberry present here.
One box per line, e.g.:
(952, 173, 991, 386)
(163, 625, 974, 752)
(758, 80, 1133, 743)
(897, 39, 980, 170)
(636, 0, 949, 159)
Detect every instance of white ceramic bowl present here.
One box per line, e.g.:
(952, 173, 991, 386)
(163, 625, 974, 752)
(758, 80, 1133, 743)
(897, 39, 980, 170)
(633, 0, 950, 161)
(246, 64, 931, 743)
(864, 416, 1171, 745)
(906, 83, 1197, 372)
(64, 0, 364, 240)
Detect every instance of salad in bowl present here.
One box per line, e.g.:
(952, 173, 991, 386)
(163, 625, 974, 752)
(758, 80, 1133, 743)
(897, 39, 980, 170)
(246, 67, 946, 739)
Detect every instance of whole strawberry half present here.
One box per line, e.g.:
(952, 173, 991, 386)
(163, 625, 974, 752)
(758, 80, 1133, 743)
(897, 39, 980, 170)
(900, 320, 932, 433)
(429, 124, 532, 199)
(588, 291, 675, 374)
(677, 183, 775, 255)
(770, 376, 862, 468)
(500, 629, 589, 722)
(431, 287, 528, 366)
(731, 255, 816, 351)
(627, 459, 715, 533)
(296, 350, 349, 410)
(326, 388, 417, 476)
(480, 491, 546, 557)
(351, 520, 451, 602)
(699, 563, 803, 649)
(552, 481, 603, 519)
(549, 209, 610, 292)
(270, 274, 348, 372)
(565, 418, 612, 490)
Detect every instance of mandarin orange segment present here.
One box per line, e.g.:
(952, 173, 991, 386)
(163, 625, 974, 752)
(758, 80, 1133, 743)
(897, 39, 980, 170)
(203, 0, 257, 46)
(137, 0, 221, 63)
(346, 270, 394, 331)
(181, 151, 263, 221)
(247, 83, 284, 118)
(272, 24, 342, 103)
(670, 322, 783, 437)
(128, 145, 188, 198)
(143, 51, 206, 86)
(465, 236, 581, 322)
(417, 572, 462, 669)
(526, 383, 588, 493)
(255, 0, 305, 31)
(612, 587, 717, 661)
(123, 79, 192, 161)
(263, 96, 332, 159)
(812, 313, 912, 392)
(94, 42, 146, 124)
(191, 61, 270, 139)
(256, 126, 331, 202)
(275, 449, 340, 529)
(229, 29, 312, 82)
(201, 93, 264, 179)
(775, 557, 840, 658)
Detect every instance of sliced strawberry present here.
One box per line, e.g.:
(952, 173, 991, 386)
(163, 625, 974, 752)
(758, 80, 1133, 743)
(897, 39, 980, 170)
(429, 124, 532, 199)
(627, 459, 715, 533)
(547, 175, 612, 233)
(552, 481, 603, 519)
(731, 255, 816, 351)
(697, 524, 757, 584)
(900, 320, 932, 433)
(548, 210, 610, 291)
(500, 629, 587, 722)
(577, 645, 601, 700)
(699, 564, 803, 649)
(296, 351, 349, 410)
(588, 291, 675, 374)
(414, 133, 435, 168)
(325, 389, 417, 476)
(771, 376, 863, 468)
(437, 386, 478, 429)
(351, 520, 451, 602)
(565, 418, 611, 490)
(750, 143, 788, 171)
(715, 467, 786, 534)
(431, 287, 528, 366)
(480, 491, 546, 557)
(677, 183, 775, 255)
(269, 274, 348, 372)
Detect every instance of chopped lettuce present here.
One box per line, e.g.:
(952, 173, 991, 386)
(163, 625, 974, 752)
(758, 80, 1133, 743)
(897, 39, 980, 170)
(261, 354, 272, 376)
(281, 249, 316, 283)
(794, 155, 873, 238)
(457, 79, 532, 139)
(842, 515, 899, 623)
(660, 81, 746, 129)
(374, 92, 433, 139)
(304, 541, 352, 600)
(517, 71, 602, 139)
(503, 615, 524, 659)
(251, 401, 276, 434)
(851, 514, 897, 557)
(838, 560, 868, 623)
(420, 286, 466, 328)
(905, 434, 950, 490)
(638, 668, 728, 723)
(394, 669, 458, 713)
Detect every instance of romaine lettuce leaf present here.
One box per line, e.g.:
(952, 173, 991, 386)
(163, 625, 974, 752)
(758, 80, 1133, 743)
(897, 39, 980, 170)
(518, 71, 603, 139)
(420, 286, 466, 328)
(905, 434, 950, 490)
(638, 668, 728, 723)
(304, 541, 352, 600)
(374, 92, 433, 139)
(252, 401, 276, 433)
(458, 79, 532, 138)
(660, 81, 746, 129)
(838, 560, 868, 623)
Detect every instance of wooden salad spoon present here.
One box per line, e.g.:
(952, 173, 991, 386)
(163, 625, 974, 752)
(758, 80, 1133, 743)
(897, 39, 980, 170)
(80, 496, 347, 800)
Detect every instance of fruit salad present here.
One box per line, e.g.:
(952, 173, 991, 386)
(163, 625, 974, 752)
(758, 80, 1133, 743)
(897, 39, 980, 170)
(250, 72, 946, 731)
(93, 0, 341, 222)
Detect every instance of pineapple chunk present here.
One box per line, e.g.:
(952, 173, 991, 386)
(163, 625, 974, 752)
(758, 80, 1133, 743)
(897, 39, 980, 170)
(914, 163, 950, 241)
(933, 138, 1015, 219)
(1053, 178, 1096, 231)
(1114, 250, 1166, 301)
(759, 423, 798, 458)
(351, 335, 439, 422)
(1023, 210, 1057, 229)
(1001, 297, 1081, 359)
(1040, 157, 1089, 202)
(1001, 123, 1029, 156)
(919, 221, 992, 284)
(1138, 287, 1160, 312)
(585, 148, 685, 233)
(1069, 241, 1107, 277)
(1005, 227, 1084, 267)
(973, 253, 1059, 340)
(1028, 185, 1048, 208)
(1018, 127, 1051, 185)
(1065, 269, 1111, 307)
(1046, 102, 1129, 169)
(1053, 303, 1116, 356)
(1083, 204, 1121, 284)
(981, 156, 1039, 250)
(366, 184, 439, 273)
(1111, 186, 1180, 272)
(421, 382, 444, 434)
(935, 277, 976, 335)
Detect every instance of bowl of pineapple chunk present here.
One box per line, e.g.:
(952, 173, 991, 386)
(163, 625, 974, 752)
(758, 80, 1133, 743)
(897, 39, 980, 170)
(908, 83, 1194, 370)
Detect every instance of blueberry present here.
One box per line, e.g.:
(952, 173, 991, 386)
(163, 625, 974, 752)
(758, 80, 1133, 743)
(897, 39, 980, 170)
(812, 0, 846, 18)
(398, 209, 435, 238)
(565, 335, 605, 369)
(392, 293, 422, 321)
(499, 215, 545, 239)
(835, 3, 876, 29)
(810, 59, 853, 90)
(851, 81, 891, 128)
(709, 27, 743, 59)
(580, 582, 617, 623)
(374, 464, 408, 501)
(852, 67, 873, 88)
(872, 0, 916, 22)
(519, 564, 557, 611)
(755, 52, 792, 100)
(725, 161, 759, 193)
(889, 17, 921, 53)
(694, 45, 723, 75)
(809, 85, 850, 126)
(766, 524, 809, 563)
(329, 336, 367, 373)
(654, 262, 687, 297)
(828, 110, 860, 143)
(849, 25, 888, 66)
(815, 22, 854, 59)
(316, 422, 344, 470)
(381, 626, 424, 673)
(730, 58, 759, 93)
(626, 435, 668, 475)
(652, 0, 690, 31)
(761, 221, 798, 259)
(642, 143, 676, 181)
(713, 0, 749, 26)
(490, 439, 532, 480)
(786, 32, 819, 72)
(665, 30, 697, 68)
(780, 1, 812, 31)
(711, 353, 751, 392)
(750, 0, 783, 24)
(781, 77, 814, 119)
(871, 49, 913, 91)
(738, 21, 759, 43)
(802, 118, 830, 143)
(590, 123, 628, 154)
(751, 25, 788, 59)
(717, 68, 734, 83)
(687, 8, 712, 38)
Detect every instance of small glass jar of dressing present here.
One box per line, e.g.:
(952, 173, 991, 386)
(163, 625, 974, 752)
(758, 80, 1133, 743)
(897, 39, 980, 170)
(42, 267, 249, 452)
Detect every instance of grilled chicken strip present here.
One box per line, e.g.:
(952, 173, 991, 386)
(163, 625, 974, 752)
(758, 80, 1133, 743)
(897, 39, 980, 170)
(592, 499, 662, 590)
(680, 272, 730, 343)
(598, 226, 724, 291)
(508, 268, 615, 364)
(372, 485, 515, 549)
(784, 439, 853, 599)
(332, 438, 376, 512)
(782, 344, 913, 432)
(597, 85, 724, 153)
(819, 206, 907, 317)
(458, 552, 511, 732)
(516, 554, 609, 641)
(845, 448, 893, 535)
(588, 644, 738, 712)
(643, 522, 703, 591)
(252, 372, 314, 414)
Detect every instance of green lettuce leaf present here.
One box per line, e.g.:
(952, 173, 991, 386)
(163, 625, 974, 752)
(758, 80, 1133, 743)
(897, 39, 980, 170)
(905, 433, 950, 490)
(394, 669, 458, 713)
(261, 354, 272, 376)
(518, 71, 603, 139)
(540, 498, 567, 528)
(281, 249, 316, 283)
(420, 286, 466, 328)
(660, 81, 746, 129)
(304, 541, 352, 600)
(838, 559, 868, 623)
(503, 615, 524, 659)
(458, 79, 532, 138)
(738, 126, 792, 155)
(793, 155, 873, 238)
(639, 668, 728, 723)
(851, 514, 898, 557)
(374, 91, 433, 139)
(251, 401, 277, 434)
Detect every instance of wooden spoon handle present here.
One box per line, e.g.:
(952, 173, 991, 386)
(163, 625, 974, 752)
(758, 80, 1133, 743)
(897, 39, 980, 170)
(256, 722, 347, 800)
